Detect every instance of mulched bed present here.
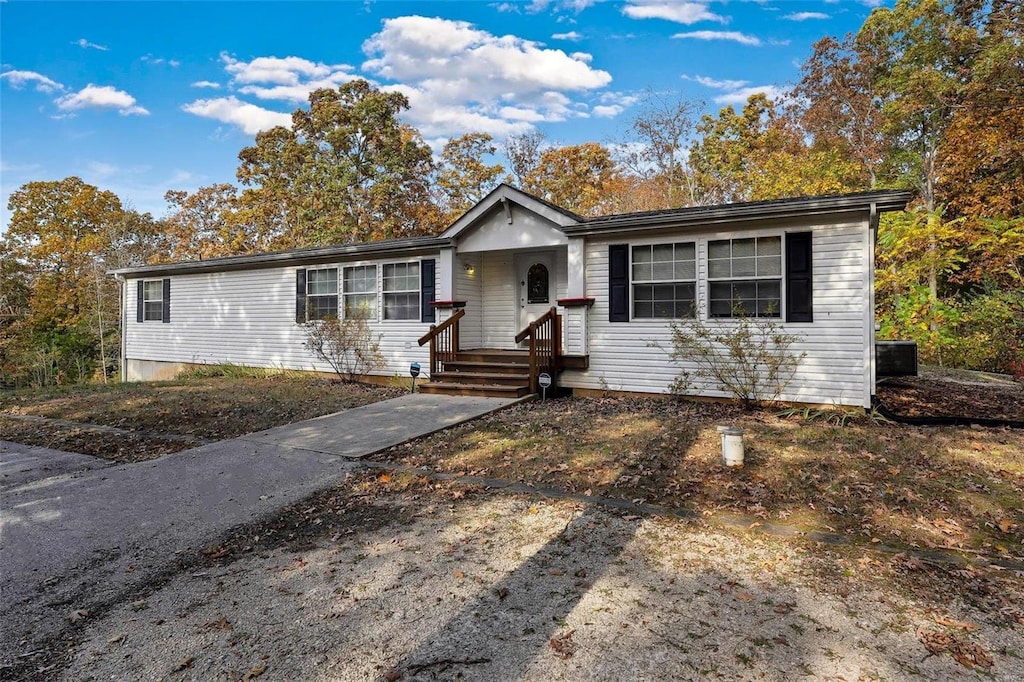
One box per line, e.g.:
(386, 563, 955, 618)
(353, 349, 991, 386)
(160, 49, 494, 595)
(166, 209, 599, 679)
(876, 368, 1024, 422)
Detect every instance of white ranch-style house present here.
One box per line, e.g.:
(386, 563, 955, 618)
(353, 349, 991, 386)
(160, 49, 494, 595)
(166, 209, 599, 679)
(112, 185, 913, 408)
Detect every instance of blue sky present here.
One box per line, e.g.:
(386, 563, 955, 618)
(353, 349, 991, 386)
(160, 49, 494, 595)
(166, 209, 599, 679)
(0, 1, 885, 229)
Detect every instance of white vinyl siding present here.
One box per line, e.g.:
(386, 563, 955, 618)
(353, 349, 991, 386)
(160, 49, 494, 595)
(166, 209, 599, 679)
(124, 256, 440, 379)
(561, 218, 874, 407)
(454, 253, 483, 349)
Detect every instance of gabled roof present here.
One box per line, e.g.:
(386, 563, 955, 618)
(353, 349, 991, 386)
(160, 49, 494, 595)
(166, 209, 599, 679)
(110, 187, 913, 278)
(439, 183, 583, 239)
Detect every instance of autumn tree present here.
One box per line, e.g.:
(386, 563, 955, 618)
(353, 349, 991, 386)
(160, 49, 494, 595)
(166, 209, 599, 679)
(162, 183, 253, 261)
(237, 80, 438, 246)
(504, 131, 546, 191)
(620, 90, 701, 209)
(4, 178, 128, 384)
(794, 33, 887, 187)
(435, 132, 505, 222)
(524, 142, 623, 216)
(690, 94, 862, 205)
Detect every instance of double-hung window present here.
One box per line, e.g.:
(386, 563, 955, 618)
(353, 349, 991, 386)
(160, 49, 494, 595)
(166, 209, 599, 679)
(306, 267, 338, 320)
(343, 265, 377, 320)
(631, 242, 696, 318)
(383, 262, 419, 320)
(707, 236, 782, 317)
(142, 280, 164, 321)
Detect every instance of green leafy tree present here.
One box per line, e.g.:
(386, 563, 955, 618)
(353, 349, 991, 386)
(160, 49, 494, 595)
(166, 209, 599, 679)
(237, 80, 438, 246)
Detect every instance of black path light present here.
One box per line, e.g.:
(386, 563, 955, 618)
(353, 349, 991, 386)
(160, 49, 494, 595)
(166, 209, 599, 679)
(410, 361, 421, 393)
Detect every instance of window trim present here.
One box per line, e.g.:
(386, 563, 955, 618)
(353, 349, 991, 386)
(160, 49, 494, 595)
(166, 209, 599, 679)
(382, 260, 421, 322)
(706, 235, 784, 319)
(629, 241, 697, 320)
(305, 266, 339, 321)
(341, 264, 378, 321)
(141, 279, 164, 322)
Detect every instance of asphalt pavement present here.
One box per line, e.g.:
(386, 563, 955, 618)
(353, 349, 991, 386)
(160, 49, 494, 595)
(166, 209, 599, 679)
(0, 393, 517, 672)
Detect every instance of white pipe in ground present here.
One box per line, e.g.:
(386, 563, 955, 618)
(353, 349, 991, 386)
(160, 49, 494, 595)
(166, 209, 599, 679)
(716, 425, 745, 467)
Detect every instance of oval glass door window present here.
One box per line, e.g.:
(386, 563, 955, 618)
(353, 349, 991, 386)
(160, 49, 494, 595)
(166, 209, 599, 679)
(527, 263, 549, 304)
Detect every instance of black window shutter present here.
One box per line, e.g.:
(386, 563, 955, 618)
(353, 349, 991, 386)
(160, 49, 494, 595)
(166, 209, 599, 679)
(161, 278, 171, 323)
(785, 232, 813, 322)
(420, 258, 436, 323)
(136, 281, 144, 323)
(295, 269, 307, 323)
(609, 244, 629, 322)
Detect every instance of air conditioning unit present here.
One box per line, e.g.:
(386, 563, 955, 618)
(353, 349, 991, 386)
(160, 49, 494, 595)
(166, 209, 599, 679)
(876, 341, 918, 377)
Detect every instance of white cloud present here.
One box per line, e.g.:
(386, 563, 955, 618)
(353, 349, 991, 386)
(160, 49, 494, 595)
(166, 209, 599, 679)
(590, 91, 638, 118)
(0, 69, 64, 93)
(75, 38, 108, 51)
(191, 80, 221, 89)
(682, 74, 750, 90)
(181, 96, 292, 135)
(552, 31, 583, 41)
(672, 31, 762, 46)
(141, 55, 182, 67)
(713, 85, 787, 105)
(87, 161, 119, 177)
(783, 12, 830, 21)
(622, 1, 725, 25)
(220, 53, 357, 103)
(362, 15, 611, 138)
(528, 0, 597, 12)
(56, 84, 149, 115)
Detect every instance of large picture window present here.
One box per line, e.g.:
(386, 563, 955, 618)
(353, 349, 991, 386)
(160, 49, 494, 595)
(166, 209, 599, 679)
(142, 280, 164, 321)
(707, 236, 782, 317)
(383, 261, 420, 320)
(343, 265, 377, 319)
(631, 242, 696, 318)
(306, 267, 338, 320)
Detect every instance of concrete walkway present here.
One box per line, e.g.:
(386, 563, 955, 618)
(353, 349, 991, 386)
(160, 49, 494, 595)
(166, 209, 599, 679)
(0, 393, 517, 669)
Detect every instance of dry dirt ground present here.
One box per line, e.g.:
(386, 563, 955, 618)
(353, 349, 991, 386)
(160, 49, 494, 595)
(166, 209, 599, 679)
(55, 476, 1023, 682)
(0, 375, 403, 461)
(876, 367, 1024, 422)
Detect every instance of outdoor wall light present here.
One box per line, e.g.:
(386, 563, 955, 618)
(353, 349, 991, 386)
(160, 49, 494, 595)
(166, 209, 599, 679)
(463, 262, 476, 275)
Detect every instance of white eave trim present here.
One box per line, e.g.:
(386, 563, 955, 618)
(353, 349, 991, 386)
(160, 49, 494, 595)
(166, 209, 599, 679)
(440, 184, 582, 239)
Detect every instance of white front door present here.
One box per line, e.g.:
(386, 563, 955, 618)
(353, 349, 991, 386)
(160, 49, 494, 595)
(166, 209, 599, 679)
(515, 252, 556, 338)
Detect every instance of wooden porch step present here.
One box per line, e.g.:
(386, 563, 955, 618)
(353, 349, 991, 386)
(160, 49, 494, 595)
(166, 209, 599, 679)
(432, 371, 529, 387)
(418, 382, 531, 398)
(442, 361, 531, 375)
(454, 349, 530, 365)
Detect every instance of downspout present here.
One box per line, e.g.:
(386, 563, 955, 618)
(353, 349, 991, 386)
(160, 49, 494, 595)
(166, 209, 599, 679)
(115, 274, 126, 382)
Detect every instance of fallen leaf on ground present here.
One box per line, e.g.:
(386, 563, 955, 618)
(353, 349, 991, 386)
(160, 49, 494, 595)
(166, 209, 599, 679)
(549, 629, 577, 659)
(68, 609, 89, 624)
(920, 629, 994, 669)
(172, 656, 195, 672)
(243, 662, 268, 679)
(933, 615, 977, 632)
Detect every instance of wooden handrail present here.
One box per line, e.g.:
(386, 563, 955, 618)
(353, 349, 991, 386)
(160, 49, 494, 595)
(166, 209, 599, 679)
(514, 306, 562, 393)
(417, 308, 465, 376)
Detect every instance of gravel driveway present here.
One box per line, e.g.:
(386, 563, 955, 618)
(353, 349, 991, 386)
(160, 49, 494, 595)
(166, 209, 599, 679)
(58, 484, 1023, 681)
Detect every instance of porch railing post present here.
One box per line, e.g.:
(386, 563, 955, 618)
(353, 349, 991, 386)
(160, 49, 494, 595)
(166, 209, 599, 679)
(428, 326, 437, 375)
(529, 321, 538, 393)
